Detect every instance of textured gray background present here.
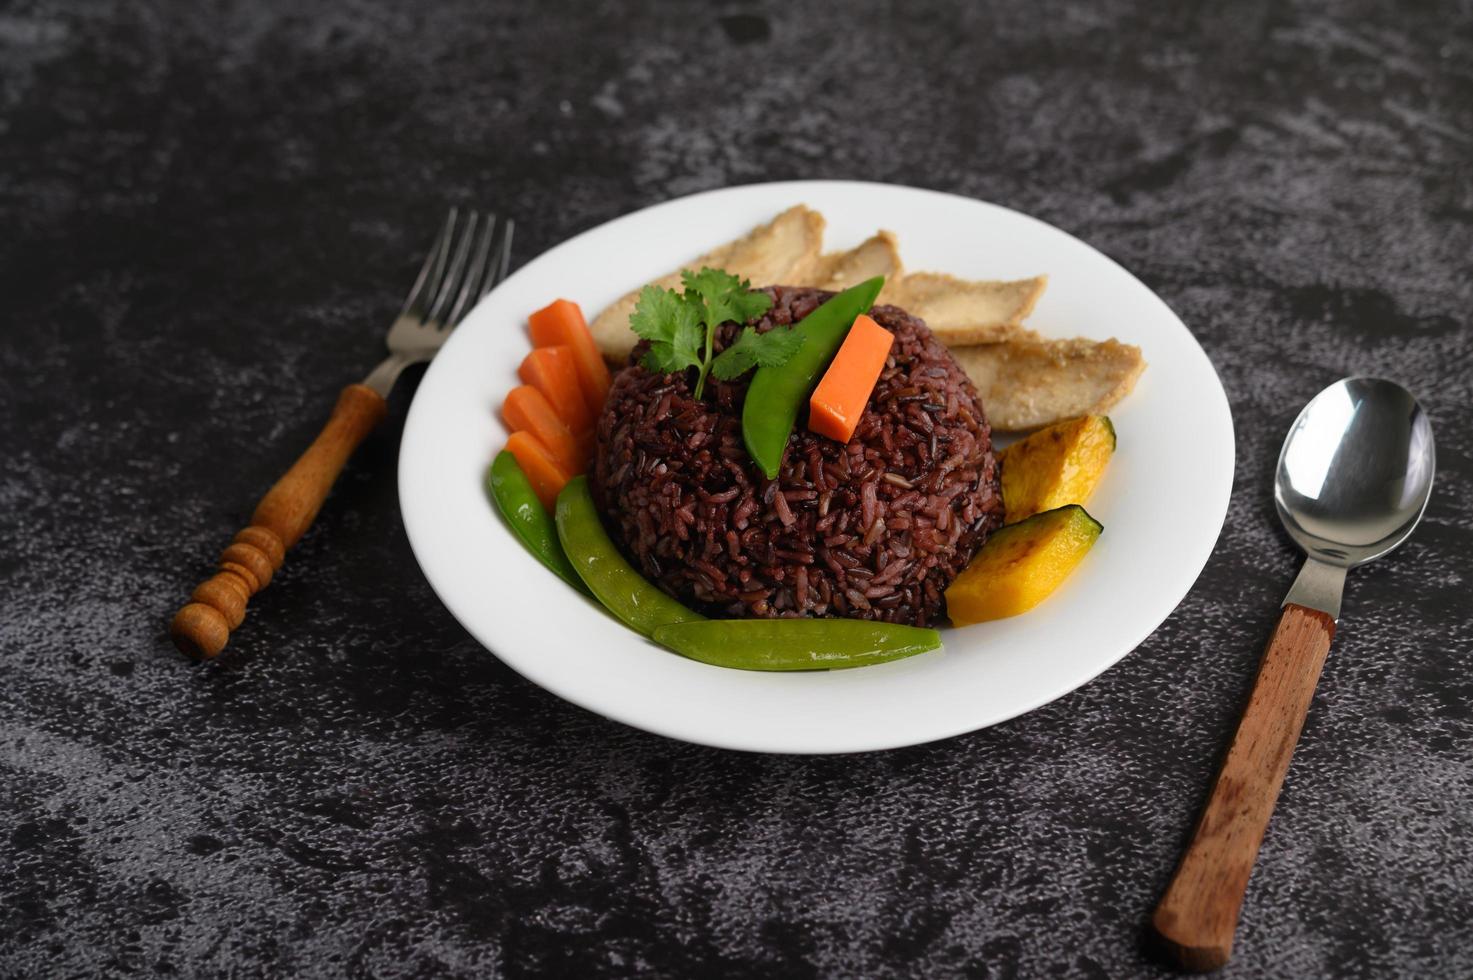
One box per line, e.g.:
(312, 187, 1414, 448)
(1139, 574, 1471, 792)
(3, 0, 1471, 977)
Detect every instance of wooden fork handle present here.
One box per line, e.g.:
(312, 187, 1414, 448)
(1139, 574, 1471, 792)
(1152, 602, 1336, 971)
(170, 384, 387, 659)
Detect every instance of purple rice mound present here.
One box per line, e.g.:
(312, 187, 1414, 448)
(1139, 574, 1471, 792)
(591, 286, 1004, 627)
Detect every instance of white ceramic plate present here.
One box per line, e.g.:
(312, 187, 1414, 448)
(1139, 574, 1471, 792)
(399, 181, 1234, 754)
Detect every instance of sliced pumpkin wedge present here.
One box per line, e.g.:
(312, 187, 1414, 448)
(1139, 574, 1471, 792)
(997, 415, 1115, 524)
(945, 505, 1102, 625)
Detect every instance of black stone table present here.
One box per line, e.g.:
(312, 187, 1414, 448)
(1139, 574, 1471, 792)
(3, 2, 1470, 976)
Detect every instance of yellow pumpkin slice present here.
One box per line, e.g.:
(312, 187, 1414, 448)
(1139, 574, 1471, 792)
(997, 415, 1115, 524)
(945, 505, 1102, 625)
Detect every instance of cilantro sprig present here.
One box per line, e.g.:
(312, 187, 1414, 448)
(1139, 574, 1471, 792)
(629, 267, 803, 399)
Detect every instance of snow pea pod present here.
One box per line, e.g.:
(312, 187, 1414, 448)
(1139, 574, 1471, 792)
(487, 451, 586, 592)
(742, 276, 886, 479)
(652, 618, 941, 671)
(555, 476, 704, 636)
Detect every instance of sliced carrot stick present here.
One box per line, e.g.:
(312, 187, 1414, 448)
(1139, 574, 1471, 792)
(503, 385, 584, 473)
(528, 299, 611, 412)
(505, 431, 571, 512)
(518, 346, 593, 435)
(808, 313, 895, 445)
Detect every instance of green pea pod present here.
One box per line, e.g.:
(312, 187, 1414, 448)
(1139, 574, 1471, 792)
(555, 475, 705, 636)
(487, 451, 587, 593)
(652, 618, 941, 671)
(742, 275, 886, 479)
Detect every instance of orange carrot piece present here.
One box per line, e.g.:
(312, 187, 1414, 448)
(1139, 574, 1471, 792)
(528, 299, 611, 412)
(503, 385, 584, 473)
(808, 314, 895, 444)
(505, 431, 571, 512)
(518, 346, 593, 435)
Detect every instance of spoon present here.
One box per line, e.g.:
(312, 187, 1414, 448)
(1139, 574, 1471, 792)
(1152, 376, 1435, 971)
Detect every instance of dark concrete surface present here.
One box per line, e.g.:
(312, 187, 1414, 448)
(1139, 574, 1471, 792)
(3, 1, 1471, 976)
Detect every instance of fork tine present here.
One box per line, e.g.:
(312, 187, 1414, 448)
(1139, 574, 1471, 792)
(482, 217, 515, 299)
(446, 215, 497, 328)
(400, 208, 457, 318)
(427, 211, 479, 324)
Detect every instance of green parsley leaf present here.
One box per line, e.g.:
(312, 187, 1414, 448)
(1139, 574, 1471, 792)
(624, 267, 791, 399)
(710, 326, 806, 381)
(681, 267, 773, 331)
(630, 284, 703, 375)
(681, 268, 776, 398)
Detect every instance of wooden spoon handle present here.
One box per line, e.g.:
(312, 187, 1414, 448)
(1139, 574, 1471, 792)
(1152, 602, 1336, 971)
(170, 383, 387, 659)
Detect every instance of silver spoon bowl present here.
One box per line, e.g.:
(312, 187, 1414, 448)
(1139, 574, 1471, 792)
(1277, 377, 1436, 618)
(1278, 376, 1436, 561)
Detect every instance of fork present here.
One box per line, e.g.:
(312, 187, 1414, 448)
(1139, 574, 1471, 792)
(170, 209, 514, 659)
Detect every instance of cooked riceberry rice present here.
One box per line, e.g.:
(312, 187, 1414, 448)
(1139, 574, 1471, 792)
(591, 286, 1004, 627)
